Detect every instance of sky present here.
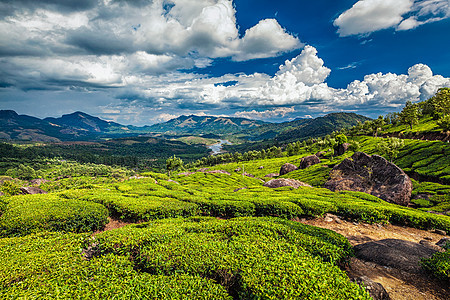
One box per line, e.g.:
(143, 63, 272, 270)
(1, 0, 450, 126)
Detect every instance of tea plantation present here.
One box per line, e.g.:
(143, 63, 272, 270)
(1, 124, 450, 298)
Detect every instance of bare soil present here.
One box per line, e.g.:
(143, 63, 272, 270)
(93, 217, 133, 235)
(300, 217, 450, 300)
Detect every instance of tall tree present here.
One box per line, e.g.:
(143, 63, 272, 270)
(399, 101, 420, 129)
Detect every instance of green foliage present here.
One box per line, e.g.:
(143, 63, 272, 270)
(375, 137, 405, 162)
(5, 163, 39, 180)
(429, 87, 450, 118)
(0, 180, 21, 196)
(166, 155, 184, 177)
(0, 194, 109, 237)
(90, 217, 369, 299)
(0, 232, 230, 299)
(399, 101, 420, 129)
(335, 134, 348, 145)
(437, 114, 450, 131)
(421, 250, 450, 281)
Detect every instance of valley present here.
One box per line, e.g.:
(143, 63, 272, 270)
(0, 91, 450, 299)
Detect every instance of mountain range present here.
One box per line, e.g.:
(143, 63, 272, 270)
(0, 110, 371, 142)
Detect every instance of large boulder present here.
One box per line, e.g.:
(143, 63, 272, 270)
(263, 178, 311, 189)
(20, 186, 47, 195)
(279, 163, 297, 175)
(334, 143, 350, 156)
(324, 152, 412, 206)
(354, 239, 437, 273)
(299, 155, 321, 169)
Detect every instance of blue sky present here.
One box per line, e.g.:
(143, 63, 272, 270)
(0, 0, 449, 125)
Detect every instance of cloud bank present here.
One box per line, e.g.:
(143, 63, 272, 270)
(334, 0, 450, 36)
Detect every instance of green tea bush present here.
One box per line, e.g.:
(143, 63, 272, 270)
(0, 194, 109, 237)
(421, 250, 450, 281)
(0, 232, 231, 299)
(91, 217, 369, 299)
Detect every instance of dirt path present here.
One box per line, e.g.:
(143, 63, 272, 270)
(301, 217, 449, 300)
(93, 217, 133, 235)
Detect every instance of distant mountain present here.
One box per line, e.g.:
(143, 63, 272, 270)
(147, 115, 267, 135)
(239, 113, 371, 142)
(0, 110, 371, 143)
(0, 110, 138, 142)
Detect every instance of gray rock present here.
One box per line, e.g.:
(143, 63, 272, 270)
(354, 239, 437, 273)
(325, 152, 412, 206)
(167, 179, 179, 184)
(264, 173, 279, 178)
(258, 166, 264, 169)
(20, 186, 47, 195)
(299, 155, 321, 169)
(29, 178, 50, 185)
(263, 178, 311, 189)
(433, 229, 447, 236)
(279, 163, 298, 176)
(234, 168, 242, 172)
(207, 170, 231, 175)
(334, 142, 350, 156)
(351, 276, 390, 300)
(234, 187, 247, 192)
(436, 237, 450, 249)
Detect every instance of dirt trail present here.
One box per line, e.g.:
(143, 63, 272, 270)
(93, 217, 133, 235)
(301, 217, 449, 300)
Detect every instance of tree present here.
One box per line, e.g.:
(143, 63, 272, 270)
(430, 87, 450, 118)
(371, 116, 385, 137)
(376, 137, 404, 162)
(437, 114, 450, 131)
(399, 101, 420, 129)
(166, 155, 183, 177)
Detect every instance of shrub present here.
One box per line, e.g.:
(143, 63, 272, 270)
(0, 194, 109, 237)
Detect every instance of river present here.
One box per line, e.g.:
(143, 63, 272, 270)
(208, 139, 232, 155)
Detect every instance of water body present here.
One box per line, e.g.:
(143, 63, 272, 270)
(208, 139, 232, 155)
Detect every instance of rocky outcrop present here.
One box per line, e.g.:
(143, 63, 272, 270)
(263, 178, 311, 189)
(20, 186, 47, 194)
(264, 173, 279, 178)
(351, 276, 390, 300)
(299, 155, 321, 169)
(354, 239, 437, 273)
(279, 163, 297, 176)
(234, 168, 242, 172)
(436, 237, 450, 248)
(207, 170, 231, 175)
(324, 152, 412, 206)
(29, 178, 50, 185)
(334, 142, 350, 156)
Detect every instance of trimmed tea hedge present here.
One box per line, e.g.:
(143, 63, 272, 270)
(0, 194, 108, 237)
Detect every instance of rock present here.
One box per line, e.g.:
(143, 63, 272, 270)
(197, 168, 209, 172)
(324, 216, 334, 222)
(207, 170, 231, 175)
(129, 176, 145, 180)
(243, 172, 255, 178)
(279, 163, 298, 176)
(315, 151, 326, 159)
(167, 179, 179, 184)
(234, 168, 242, 172)
(419, 240, 443, 252)
(264, 173, 279, 178)
(234, 187, 247, 192)
(263, 178, 312, 189)
(20, 186, 47, 195)
(178, 172, 195, 176)
(81, 243, 100, 260)
(423, 236, 433, 241)
(29, 178, 50, 185)
(351, 276, 390, 300)
(354, 239, 437, 273)
(436, 237, 450, 248)
(258, 166, 264, 169)
(299, 155, 321, 169)
(433, 229, 447, 236)
(334, 142, 350, 156)
(324, 152, 412, 206)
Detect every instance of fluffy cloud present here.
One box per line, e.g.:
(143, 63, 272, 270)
(0, 0, 300, 62)
(334, 0, 450, 36)
(234, 107, 295, 120)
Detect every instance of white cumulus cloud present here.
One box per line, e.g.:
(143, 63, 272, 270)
(334, 0, 450, 36)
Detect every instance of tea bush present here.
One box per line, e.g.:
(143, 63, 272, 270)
(0, 194, 108, 237)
